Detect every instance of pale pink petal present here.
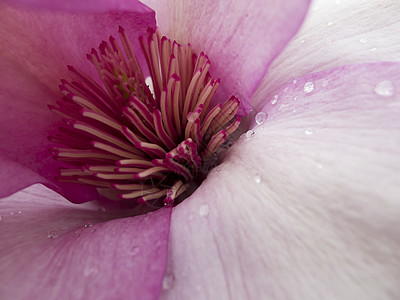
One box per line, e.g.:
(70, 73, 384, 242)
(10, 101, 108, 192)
(253, 0, 400, 109)
(141, 0, 311, 114)
(0, 184, 171, 300)
(162, 62, 400, 299)
(0, 2, 155, 201)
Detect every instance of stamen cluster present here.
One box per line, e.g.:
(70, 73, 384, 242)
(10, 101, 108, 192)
(50, 27, 240, 205)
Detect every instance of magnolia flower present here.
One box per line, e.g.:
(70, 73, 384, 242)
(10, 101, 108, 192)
(1, 0, 400, 300)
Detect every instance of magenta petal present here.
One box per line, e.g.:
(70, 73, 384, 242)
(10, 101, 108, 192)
(2, 0, 152, 12)
(142, 0, 311, 114)
(0, 3, 155, 201)
(0, 185, 171, 300)
(162, 62, 400, 299)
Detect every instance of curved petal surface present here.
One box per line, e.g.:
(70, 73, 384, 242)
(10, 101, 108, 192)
(253, 0, 400, 109)
(0, 184, 171, 300)
(2, 0, 153, 12)
(162, 62, 400, 299)
(141, 0, 311, 114)
(0, 3, 155, 201)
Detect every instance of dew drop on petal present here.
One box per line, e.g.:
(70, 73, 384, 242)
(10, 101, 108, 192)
(162, 273, 175, 290)
(254, 174, 262, 183)
(48, 230, 60, 239)
(374, 80, 394, 97)
(199, 203, 210, 217)
(246, 130, 255, 138)
(255, 112, 268, 125)
(303, 82, 315, 93)
(321, 80, 329, 87)
(359, 38, 368, 43)
(292, 79, 297, 84)
(304, 128, 314, 135)
(84, 222, 93, 228)
(327, 21, 334, 26)
(271, 95, 278, 105)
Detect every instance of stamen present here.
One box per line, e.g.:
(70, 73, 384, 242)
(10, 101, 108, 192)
(50, 27, 241, 207)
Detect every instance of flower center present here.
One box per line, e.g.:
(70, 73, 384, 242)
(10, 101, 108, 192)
(49, 26, 241, 207)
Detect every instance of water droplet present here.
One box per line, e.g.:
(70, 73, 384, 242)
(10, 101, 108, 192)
(327, 21, 334, 26)
(246, 130, 255, 138)
(321, 80, 329, 87)
(18, 211, 22, 214)
(283, 87, 289, 94)
(374, 80, 394, 97)
(370, 47, 377, 52)
(48, 230, 60, 239)
(255, 112, 267, 125)
(293, 96, 298, 101)
(292, 79, 297, 84)
(84, 222, 93, 228)
(199, 203, 210, 217)
(300, 39, 306, 44)
(187, 113, 197, 123)
(303, 82, 315, 93)
(359, 38, 368, 43)
(304, 128, 314, 135)
(162, 273, 175, 290)
(130, 246, 140, 255)
(271, 95, 278, 105)
(254, 174, 262, 183)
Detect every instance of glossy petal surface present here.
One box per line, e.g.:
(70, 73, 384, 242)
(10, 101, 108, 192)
(162, 63, 400, 299)
(0, 184, 171, 300)
(253, 0, 400, 109)
(141, 0, 311, 114)
(0, 3, 155, 202)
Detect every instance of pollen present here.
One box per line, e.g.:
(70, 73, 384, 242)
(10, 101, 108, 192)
(49, 26, 241, 206)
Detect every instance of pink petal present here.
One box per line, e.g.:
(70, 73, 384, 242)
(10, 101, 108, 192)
(253, 0, 400, 109)
(0, 184, 171, 300)
(162, 62, 400, 299)
(141, 0, 311, 114)
(0, 3, 155, 201)
(2, 0, 152, 12)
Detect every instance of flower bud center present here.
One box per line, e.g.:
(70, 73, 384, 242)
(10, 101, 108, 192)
(50, 26, 241, 207)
